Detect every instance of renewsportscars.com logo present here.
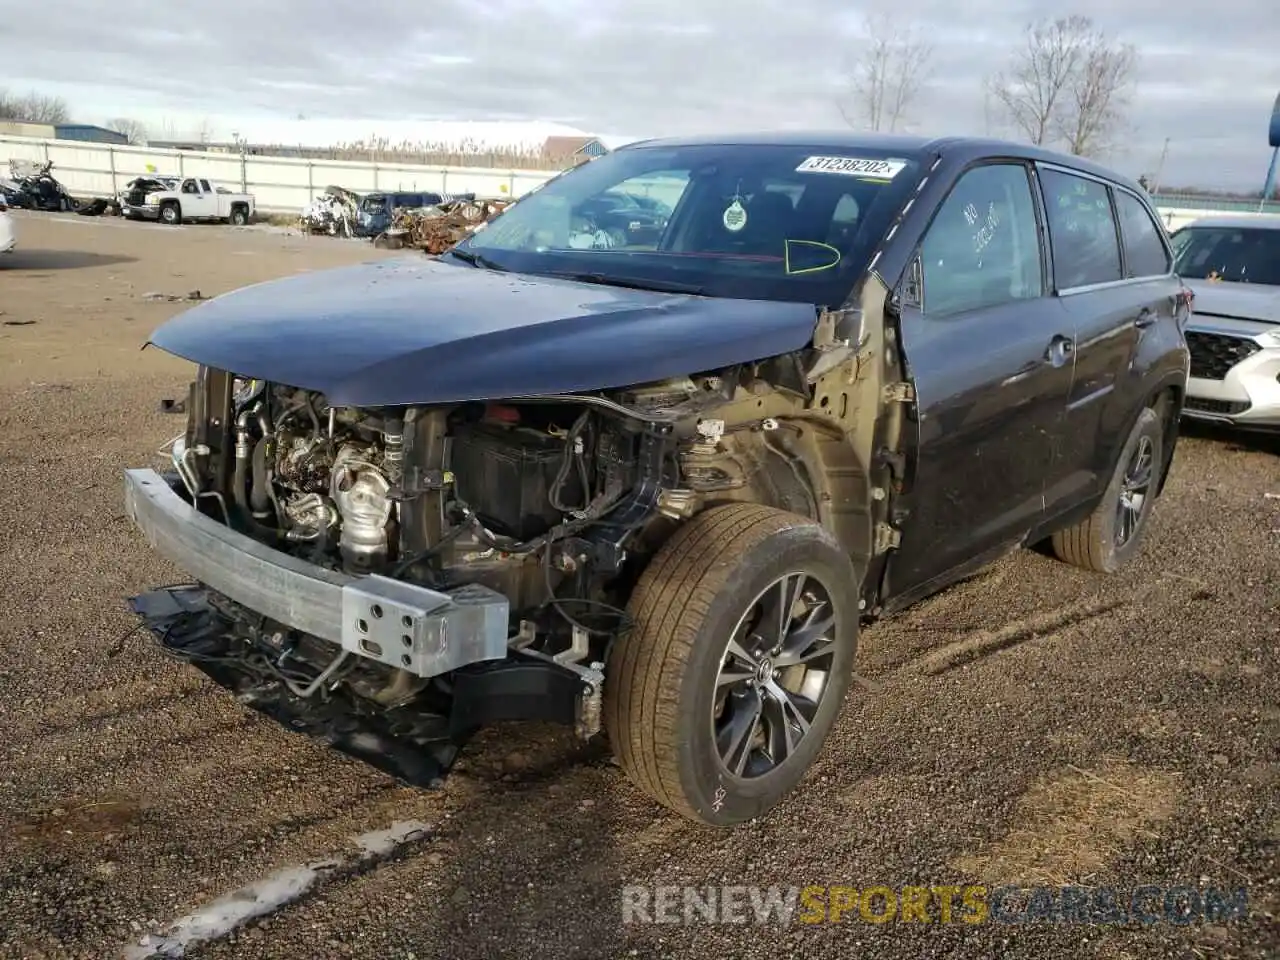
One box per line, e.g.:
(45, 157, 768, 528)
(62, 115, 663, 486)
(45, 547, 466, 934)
(620, 884, 1251, 926)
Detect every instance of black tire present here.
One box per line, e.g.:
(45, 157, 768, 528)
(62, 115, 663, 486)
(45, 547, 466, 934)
(605, 503, 859, 826)
(159, 202, 181, 226)
(230, 206, 249, 226)
(1051, 406, 1164, 573)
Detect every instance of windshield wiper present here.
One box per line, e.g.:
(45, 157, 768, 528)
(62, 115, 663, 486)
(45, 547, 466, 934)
(446, 248, 507, 272)
(551, 272, 703, 295)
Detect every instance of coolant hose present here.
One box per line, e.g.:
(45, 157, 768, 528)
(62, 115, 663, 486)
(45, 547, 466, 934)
(232, 452, 253, 519)
(250, 437, 272, 516)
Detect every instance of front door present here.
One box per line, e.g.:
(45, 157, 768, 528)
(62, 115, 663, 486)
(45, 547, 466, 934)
(886, 160, 1077, 596)
(197, 179, 219, 218)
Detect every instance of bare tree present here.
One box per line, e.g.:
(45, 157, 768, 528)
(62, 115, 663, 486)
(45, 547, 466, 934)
(0, 89, 71, 124)
(1057, 36, 1138, 157)
(106, 117, 148, 145)
(988, 15, 1138, 157)
(839, 13, 933, 133)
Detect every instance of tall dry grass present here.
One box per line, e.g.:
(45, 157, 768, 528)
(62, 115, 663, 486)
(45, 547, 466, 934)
(238, 136, 587, 170)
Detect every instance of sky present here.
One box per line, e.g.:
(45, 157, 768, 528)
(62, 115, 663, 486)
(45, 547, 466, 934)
(0, 0, 1277, 190)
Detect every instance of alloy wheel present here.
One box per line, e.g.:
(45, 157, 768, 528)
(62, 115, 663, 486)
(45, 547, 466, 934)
(711, 572, 838, 779)
(1116, 434, 1155, 547)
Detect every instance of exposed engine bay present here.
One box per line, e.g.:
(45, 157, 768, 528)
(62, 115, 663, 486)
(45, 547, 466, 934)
(138, 363, 846, 782)
(215, 379, 682, 614)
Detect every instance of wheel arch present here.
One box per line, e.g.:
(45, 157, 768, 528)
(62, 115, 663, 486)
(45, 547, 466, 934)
(619, 414, 875, 615)
(1140, 377, 1184, 498)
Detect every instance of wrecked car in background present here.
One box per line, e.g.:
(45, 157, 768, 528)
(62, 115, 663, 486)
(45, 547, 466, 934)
(0, 175, 23, 210)
(299, 186, 362, 237)
(123, 133, 1190, 826)
(117, 175, 181, 215)
(353, 190, 480, 238)
(371, 197, 511, 252)
(5, 159, 79, 211)
(1168, 214, 1280, 430)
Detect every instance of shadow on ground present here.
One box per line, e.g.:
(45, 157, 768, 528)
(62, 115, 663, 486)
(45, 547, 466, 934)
(1179, 419, 1280, 457)
(1, 249, 138, 270)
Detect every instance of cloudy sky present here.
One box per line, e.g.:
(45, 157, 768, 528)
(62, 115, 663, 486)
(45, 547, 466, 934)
(1, 0, 1277, 190)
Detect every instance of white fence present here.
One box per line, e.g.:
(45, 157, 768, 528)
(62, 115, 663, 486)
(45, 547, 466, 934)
(3, 134, 1265, 227)
(0, 134, 562, 212)
(1155, 207, 1273, 231)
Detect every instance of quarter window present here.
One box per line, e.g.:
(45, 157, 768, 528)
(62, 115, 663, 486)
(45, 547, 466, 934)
(1040, 169, 1123, 288)
(919, 163, 1044, 318)
(1114, 190, 1172, 277)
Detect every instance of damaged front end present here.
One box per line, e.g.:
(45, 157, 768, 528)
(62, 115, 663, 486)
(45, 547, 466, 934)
(127, 368, 728, 783)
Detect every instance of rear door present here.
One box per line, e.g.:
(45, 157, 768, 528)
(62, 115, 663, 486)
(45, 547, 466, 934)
(886, 160, 1076, 595)
(1035, 166, 1174, 512)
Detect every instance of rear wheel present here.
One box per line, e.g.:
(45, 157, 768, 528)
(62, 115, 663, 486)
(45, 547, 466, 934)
(230, 206, 249, 226)
(605, 503, 859, 826)
(1051, 406, 1163, 573)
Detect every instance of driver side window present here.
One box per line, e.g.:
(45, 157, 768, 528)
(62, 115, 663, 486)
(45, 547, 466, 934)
(920, 163, 1044, 318)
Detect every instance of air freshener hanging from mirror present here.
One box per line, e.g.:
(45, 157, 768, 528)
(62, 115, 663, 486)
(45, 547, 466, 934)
(722, 184, 747, 232)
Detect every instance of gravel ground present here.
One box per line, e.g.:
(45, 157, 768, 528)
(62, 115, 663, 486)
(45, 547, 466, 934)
(0, 212, 1275, 960)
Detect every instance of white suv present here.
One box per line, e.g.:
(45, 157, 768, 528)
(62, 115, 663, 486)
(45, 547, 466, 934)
(0, 194, 15, 254)
(1171, 215, 1280, 430)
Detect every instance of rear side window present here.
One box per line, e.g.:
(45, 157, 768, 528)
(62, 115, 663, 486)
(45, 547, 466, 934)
(1114, 191, 1171, 278)
(1040, 169, 1122, 289)
(919, 163, 1044, 318)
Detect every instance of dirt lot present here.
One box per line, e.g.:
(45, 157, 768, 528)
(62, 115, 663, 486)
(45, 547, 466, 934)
(0, 211, 1276, 960)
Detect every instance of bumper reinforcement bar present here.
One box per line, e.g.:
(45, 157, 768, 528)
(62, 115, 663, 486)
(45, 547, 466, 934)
(123, 468, 510, 678)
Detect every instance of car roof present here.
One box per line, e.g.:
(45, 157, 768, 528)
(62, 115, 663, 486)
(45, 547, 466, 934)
(616, 131, 1145, 193)
(1179, 214, 1280, 231)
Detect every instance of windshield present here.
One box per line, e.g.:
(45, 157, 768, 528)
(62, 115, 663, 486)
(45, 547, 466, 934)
(1171, 226, 1280, 286)
(454, 142, 923, 304)
(362, 197, 388, 214)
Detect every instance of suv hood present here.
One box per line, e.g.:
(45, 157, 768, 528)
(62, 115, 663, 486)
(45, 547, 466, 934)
(1184, 279, 1280, 325)
(147, 257, 821, 406)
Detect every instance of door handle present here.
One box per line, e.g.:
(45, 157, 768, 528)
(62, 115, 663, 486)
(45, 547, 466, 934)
(1045, 334, 1074, 366)
(1134, 307, 1156, 329)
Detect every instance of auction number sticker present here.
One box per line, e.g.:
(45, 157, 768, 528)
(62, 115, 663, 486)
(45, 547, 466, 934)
(796, 156, 907, 179)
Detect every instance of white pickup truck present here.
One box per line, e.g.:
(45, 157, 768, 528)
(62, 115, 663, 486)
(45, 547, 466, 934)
(121, 176, 255, 226)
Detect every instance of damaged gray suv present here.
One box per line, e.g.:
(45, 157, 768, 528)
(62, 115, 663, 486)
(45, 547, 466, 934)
(125, 133, 1190, 826)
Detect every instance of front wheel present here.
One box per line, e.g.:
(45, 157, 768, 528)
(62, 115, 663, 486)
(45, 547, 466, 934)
(159, 203, 181, 225)
(605, 503, 859, 826)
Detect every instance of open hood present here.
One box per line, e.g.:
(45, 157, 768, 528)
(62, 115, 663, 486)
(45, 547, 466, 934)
(1184, 279, 1280, 325)
(147, 257, 821, 406)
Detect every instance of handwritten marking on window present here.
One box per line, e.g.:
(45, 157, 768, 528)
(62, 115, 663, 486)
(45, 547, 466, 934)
(964, 201, 1001, 254)
(784, 239, 842, 275)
